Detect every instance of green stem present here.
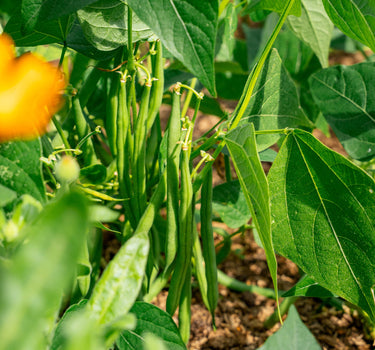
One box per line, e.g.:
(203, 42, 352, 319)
(264, 296, 299, 329)
(229, 0, 296, 131)
(127, 7, 136, 74)
(193, 0, 295, 193)
(58, 43, 68, 69)
(52, 116, 71, 153)
(217, 270, 278, 299)
(181, 78, 197, 119)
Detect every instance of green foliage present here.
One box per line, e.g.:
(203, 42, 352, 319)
(77, 0, 154, 51)
(286, 0, 333, 68)
(269, 129, 375, 322)
(212, 180, 251, 228)
(258, 305, 321, 350)
(2, 0, 375, 348)
(310, 62, 375, 160)
(117, 302, 186, 350)
(225, 123, 279, 308)
(0, 140, 45, 205)
(127, 0, 218, 96)
(322, 0, 375, 52)
(0, 192, 89, 350)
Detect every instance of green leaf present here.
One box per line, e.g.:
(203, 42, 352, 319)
(244, 0, 301, 17)
(216, 2, 238, 62)
(0, 185, 16, 208)
(309, 62, 375, 160)
(116, 302, 186, 350)
(258, 305, 321, 350)
(51, 300, 88, 350)
(67, 19, 121, 60)
(0, 191, 89, 350)
(268, 129, 375, 321)
(86, 231, 149, 325)
(5, 10, 73, 46)
(127, 0, 218, 96)
(242, 49, 313, 151)
(287, 0, 333, 68)
(274, 29, 315, 79)
(212, 180, 251, 229)
(76, 0, 154, 52)
(225, 123, 279, 303)
(0, 140, 45, 204)
(51, 300, 104, 350)
(322, 0, 375, 52)
(80, 164, 107, 184)
(21, 0, 98, 30)
(282, 275, 336, 298)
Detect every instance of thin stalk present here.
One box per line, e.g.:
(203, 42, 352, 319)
(229, 0, 296, 131)
(58, 43, 68, 69)
(264, 296, 299, 329)
(193, 0, 296, 193)
(181, 78, 197, 119)
(127, 7, 136, 74)
(217, 270, 277, 299)
(52, 116, 71, 153)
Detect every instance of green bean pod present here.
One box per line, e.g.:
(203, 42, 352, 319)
(166, 148, 193, 316)
(200, 166, 218, 325)
(106, 73, 120, 156)
(71, 96, 97, 166)
(116, 79, 137, 229)
(178, 264, 192, 344)
(192, 224, 210, 310)
(133, 84, 151, 219)
(147, 40, 164, 131)
(164, 92, 182, 273)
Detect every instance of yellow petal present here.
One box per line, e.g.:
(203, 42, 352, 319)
(0, 34, 66, 142)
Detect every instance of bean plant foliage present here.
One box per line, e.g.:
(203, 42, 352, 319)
(1, 0, 375, 349)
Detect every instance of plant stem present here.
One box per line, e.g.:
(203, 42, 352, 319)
(217, 270, 278, 299)
(264, 296, 299, 329)
(181, 78, 197, 119)
(229, 0, 296, 131)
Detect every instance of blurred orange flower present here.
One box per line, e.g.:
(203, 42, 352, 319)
(0, 33, 66, 142)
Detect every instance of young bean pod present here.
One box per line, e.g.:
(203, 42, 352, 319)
(147, 40, 164, 131)
(164, 91, 182, 273)
(166, 148, 193, 316)
(201, 166, 218, 325)
(178, 264, 192, 344)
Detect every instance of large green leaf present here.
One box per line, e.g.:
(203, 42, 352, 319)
(310, 63, 375, 160)
(21, 0, 98, 32)
(116, 302, 186, 350)
(5, 9, 73, 46)
(212, 180, 251, 229)
(77, 0, 154, 52)
(282, 275, 335, 298)
(242, 49, 313, 151)
(0, 191, 88, 350)
(66, 19, 121, 60)
(243, 0, 301, 17)
(258, 305, 321, 350)
(86, 231, 149, 325)
(322, 0, 375, 52)
(225, 123, 279, 302)
(287, 0, 333, 68)
(268, 129, 375, 321)
(0, 140, 45, 204)
(127, 0, 218, 96)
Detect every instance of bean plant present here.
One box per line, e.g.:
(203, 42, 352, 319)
(0, 0, 375, 349)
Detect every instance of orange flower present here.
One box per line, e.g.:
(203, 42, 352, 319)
(0, 33, 66, 142)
